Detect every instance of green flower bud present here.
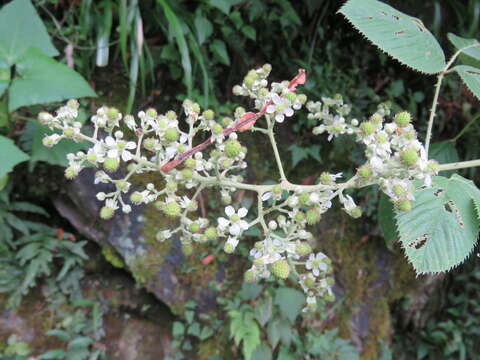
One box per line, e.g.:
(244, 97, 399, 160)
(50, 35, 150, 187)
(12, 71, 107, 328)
(130, 191, 143, 204)
(297, 94, 307, 104)
(305, 208, 321, 225)
(203, 109, 214, 120)
(400, 148, 419, 166)
(295, 211, 305, 222)
(271, 259, 290, 279)
(192, 103, 201, 113)
(100, 206, 115, 220)
(224, 139, 242, 158)
(224, 243, 235, 254)
(63, 128, 75, 138)
(305, 277, 315, 288)
(205, 227, 217, 240)
(116, 180, 128, 191)
(394, 111, 411, 127)
(182, 169, 193, 179)
(166, 110, 177, 120)
(107, 107, 119, 119)
(42, 136, 55, 148)
(221, 117, 233, 127)
(143, 138, 156, 151)
(146, 108, 157, 118)
(358, 165, 373, 179)
(212, 123, 223, 135)
(104, 157, 120, 172)
(164, 128, 179, 142)
(427, 160, 439, 173)
(272, 185, 282, 196)
(189, 223, 200, 233)
(163, 201, 181, 217)
(299, 193, 310, 206)
(185, 158, 195, 169)
(285, 92, 296, 102)
(177, 144, 187, 153)
(351, 207, 362, 218)
(65, 167, 77, 179)
(86, 153, 97, 163)
(166, 182, 177, 192)
(370, 113, 383, 125)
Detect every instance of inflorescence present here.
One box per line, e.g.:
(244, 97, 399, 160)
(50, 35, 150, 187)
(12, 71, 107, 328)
(39, 64, 438, 311)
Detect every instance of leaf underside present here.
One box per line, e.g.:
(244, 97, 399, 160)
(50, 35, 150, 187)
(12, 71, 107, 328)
(453, 65, 480, 100)
(339, 0, 446, 74)
(447, 33, 480, 61)
(396, 175, 480, 274)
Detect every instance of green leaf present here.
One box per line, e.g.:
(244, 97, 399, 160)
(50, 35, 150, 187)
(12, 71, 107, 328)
(21, 121, 87, 170)
(157, 0, 192, 95)
(187, 322, 201, 337)
(267, 321, 281, 349)
(378, 193, 397, 249)
(396, 175, 480, 273)
(46, 329, 70, 341)
(194, 16, 213, 45)
(0, 135, 29, 178)
(9, 48, 96, 111)
(251, 344, 272, 360)
(428, 141, 459, 177)
(0, 0, 58, 64)
(453, 65, 480, 100)
(68, 336, 94, 348)
(339, 0, 445, 74)
(447, 33, 480, 61)
(254, 296, 272, 327)
(39, 349, 66, 359)
(288, 144, 321, 168)
(210, 39, 230, 66)
(0, 59, 10, 97)
(208, 0, 243, 15)
(473, 197, 480, 224)
(241, 25, 256, 40)
(274, 287, 305, 324)
(199, 326, 214, 341)
(172, 321, 185, 337)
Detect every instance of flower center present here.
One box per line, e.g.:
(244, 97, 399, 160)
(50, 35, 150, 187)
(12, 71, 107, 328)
(230, 214, 240, 223)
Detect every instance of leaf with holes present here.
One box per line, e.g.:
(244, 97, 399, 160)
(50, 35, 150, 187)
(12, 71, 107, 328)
(339, 0, 445, 74)
(396, 175, 480, 274)
(453, 65, 480, 100)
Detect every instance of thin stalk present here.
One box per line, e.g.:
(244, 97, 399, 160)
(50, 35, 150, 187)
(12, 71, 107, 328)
(267, 120, 287, 182)
(438, 159, 480, 172)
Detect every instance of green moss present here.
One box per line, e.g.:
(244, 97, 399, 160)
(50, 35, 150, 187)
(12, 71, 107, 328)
(102, 245, 125, 269)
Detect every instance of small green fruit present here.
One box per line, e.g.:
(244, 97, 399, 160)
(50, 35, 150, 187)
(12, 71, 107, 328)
(189, 223, 200, 233)
(104, 157, 120, 172)
(163, 201, 181, 217)
(224, 140, 242, 158)
(244, 270, 256, 283)
(164, 128, 179, 142)
(394, 111, 411, 127)
(185, 158, 195, 169)
(305, 208, 321, 225)
(360, 121, 376, 136)
(296, 242, 312, 256)
(130, 191, 143, 204)
(205, 227, 217, 240)
(107, 107, 119, 119)
(271, 259, 290, 279)
(203, 109, 214, 120)
(182, 243, 193, 256)
(358, 166, 373, 179)
(65, 167, 77, 179)
(400, 149, 419, 166)
(182, 169, 193, 179)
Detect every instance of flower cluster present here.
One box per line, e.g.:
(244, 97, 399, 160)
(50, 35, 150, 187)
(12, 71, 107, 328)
(40, 64, 437, 312)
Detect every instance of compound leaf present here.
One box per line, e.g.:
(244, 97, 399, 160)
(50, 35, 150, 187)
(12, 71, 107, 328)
(339, 0, 445, 74)
(453, 65, 480, 100)
(0, 0, 58, 64)
(396, 175, 480, 274)
(9, 47, 96, 111)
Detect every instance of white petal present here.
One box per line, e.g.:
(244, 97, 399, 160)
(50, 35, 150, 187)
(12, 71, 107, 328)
(284, 107, 294, 117)
(266, 104, 276, 114)
(122, 151, 132, 162)
(225, 206, 235, 217)
(126, 141, 136, 149)
(238, 208, 248, 218)
(229, 224, 240, 236)
(107, 149, 118, 158)
(275, 114, 285, 123)
(239, 220, 249, 230)
(218, 217, 229, 228)
(105, 136, 116, 146)
(272, 93, 281, 104)
(313, 268, 320, 276)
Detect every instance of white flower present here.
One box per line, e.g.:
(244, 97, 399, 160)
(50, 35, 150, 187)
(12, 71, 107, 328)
(306, 253, 328, 276)
(266, 93, 294, 123)
(105, 135, 136, 161)
(217, 206, 249, 236)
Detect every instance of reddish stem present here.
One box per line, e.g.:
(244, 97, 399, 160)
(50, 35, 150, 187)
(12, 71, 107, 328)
(160, 69, 306, 173)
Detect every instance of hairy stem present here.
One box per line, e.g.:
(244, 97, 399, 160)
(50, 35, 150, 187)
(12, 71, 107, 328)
(267, 119, 287, 182)
(438, 159, 480, 172)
